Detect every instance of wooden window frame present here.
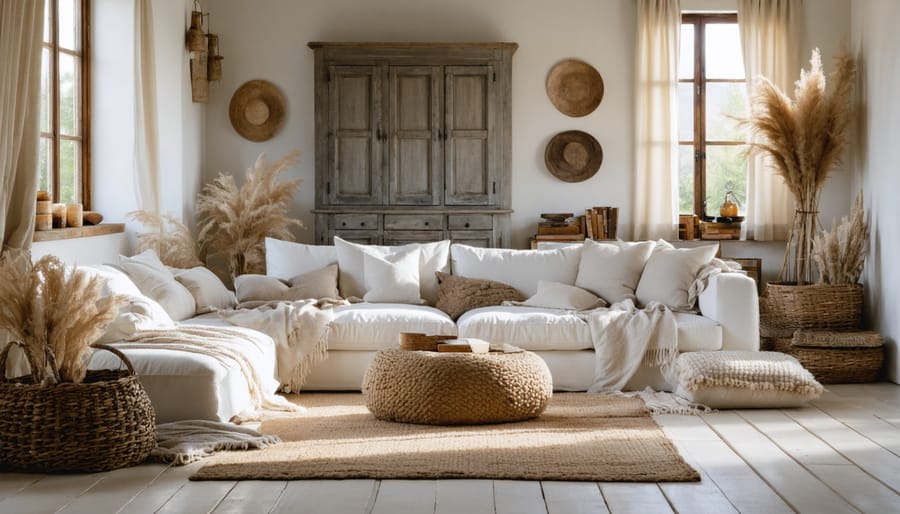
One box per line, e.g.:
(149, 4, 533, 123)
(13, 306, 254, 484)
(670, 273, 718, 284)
(41, 0, 92, 209)
(680, 12, 743, 218)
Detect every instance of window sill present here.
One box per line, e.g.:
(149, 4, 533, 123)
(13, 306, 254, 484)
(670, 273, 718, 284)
(32, 223, 125, 243)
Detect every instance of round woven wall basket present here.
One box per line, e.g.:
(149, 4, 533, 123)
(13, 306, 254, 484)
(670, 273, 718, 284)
(760, 283, 863, 337)
(0, 343, 157, 473)
(771, 338, 882, 384)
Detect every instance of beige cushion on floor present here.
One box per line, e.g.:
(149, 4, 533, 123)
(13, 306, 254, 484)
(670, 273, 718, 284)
(363, 348, 553, 425)
(674, 351, 824, 408)
(326, 303, 457, 351)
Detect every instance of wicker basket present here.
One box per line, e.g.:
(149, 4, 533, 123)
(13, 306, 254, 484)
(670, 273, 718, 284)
(399, 332, 456, 351)
(0, 342, 157, 473)
(760, 282, 862, 335)
(772, 337, 883, 384)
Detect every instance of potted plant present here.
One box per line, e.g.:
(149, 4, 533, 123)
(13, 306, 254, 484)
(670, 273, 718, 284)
(0, 254, 156, 473)
(743, 48, 860, 334)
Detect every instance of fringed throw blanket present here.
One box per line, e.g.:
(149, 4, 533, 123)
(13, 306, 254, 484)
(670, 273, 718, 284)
(219, 298, 343, 393)
(151, 420, 281, 466)
(581, 299, 678, 392)
(119, 326, 302, 420)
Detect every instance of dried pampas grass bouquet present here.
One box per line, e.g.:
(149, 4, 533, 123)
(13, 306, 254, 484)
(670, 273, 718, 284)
(813, 191, 868, 285)
(127, 211, 203, 269)
(0, 254, 124, 384)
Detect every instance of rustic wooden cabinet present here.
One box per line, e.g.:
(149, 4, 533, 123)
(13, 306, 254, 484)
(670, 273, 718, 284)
(310, 42, 516, 247)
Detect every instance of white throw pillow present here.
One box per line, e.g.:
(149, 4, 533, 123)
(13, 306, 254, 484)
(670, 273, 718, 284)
(174, 266, 237, 314)
(575, 239, 655, 304)
(265, 237, 338, 280)
(80, 264, 175, 342)
(362, 246, 422, 303)
(517, 280, 607, 310)
(635, 240, 719, 311)
(119, 250, 196, 321)
(449, 244, 582, 298)
(334, 237, 449, 303)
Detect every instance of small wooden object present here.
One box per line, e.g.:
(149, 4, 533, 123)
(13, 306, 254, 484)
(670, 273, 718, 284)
(51, 203, 67, 228)
(36, 190, 50, 201)
(66, 203, 83, 228)
(83, 211, 104, 225)
(399, 332, 455, 351)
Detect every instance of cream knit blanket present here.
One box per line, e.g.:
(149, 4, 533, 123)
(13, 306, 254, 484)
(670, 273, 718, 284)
(582, 299, 678, 393)
(677, 351, 824, 396)
(220, 298, 343, 393)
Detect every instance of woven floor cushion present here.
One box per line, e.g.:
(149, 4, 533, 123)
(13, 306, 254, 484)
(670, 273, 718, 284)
(674, 351, 824, 408)
(362, 348, 553, 425)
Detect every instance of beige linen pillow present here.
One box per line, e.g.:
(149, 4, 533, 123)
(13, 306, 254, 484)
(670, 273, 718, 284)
(435, 272, 525, 320)
(119, 250, 196, 321)
(174, 266, 237, 314)
(235, 264, 341, 302)
(635, 240, 719, 311)
(575, 239, 655, 304)
(515, 280, 607, 310)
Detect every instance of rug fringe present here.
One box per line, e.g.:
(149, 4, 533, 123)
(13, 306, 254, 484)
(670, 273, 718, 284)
(596, 387, 714, 415)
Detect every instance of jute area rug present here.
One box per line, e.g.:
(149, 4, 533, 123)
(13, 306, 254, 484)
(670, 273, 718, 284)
(192, 393, 699, 482)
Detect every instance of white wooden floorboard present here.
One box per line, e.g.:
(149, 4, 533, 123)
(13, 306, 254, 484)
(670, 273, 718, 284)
(808, 464, 900, 513)
(0, 472, 106, 514)
(270, 480, 377, 514)
(785, 406, 900, 493)
(434, 480, 494, 514)
(597, 483, 672, 514)
(117, 462, 204, 514)
(656, 413, 791, 514)
(493, 480, 547, 514)
(56, 463, 169, 514)
(541, 481, 608, 514)
(0, 473, 44, 502)
(370, 480, 436, 514)
(155, 479, 236, 514)
(702, 411, 858, 513)
(212, 480, 287, 514)
(813, 395, 900, 456)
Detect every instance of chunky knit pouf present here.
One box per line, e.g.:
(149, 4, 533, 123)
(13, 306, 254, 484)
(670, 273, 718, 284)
(363, 348, 553, 425)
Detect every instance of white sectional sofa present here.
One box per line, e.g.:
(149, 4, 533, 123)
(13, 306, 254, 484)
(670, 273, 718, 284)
(62, 237, 759, 422)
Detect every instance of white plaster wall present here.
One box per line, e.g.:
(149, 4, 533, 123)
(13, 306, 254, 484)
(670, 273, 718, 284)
(851, 0, 900, 382)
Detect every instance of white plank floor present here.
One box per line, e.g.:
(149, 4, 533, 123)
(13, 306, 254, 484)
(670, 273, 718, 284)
(2, 383, 900, 514)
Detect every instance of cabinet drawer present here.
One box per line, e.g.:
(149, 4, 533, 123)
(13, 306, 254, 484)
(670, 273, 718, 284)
(383, 230, 445, 245)
(447, 214, 493, 230)
(384, 214, 444, 230)
(449, 230, 494, 248)
(333, 230, 380, 245)
(334, 214, 378, 230)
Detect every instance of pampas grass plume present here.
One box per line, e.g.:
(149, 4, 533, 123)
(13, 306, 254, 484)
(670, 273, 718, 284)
(127, 211, 203, 269)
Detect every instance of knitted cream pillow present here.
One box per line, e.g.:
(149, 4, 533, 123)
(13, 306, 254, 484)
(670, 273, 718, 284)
(674, 351, 824, 408)
(435, 272, 525, 320)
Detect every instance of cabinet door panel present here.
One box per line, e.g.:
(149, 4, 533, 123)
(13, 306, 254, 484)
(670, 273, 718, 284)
(329, 66, 383, 204)
(389, 66, 441, 205)
(445, 66, 497, 206)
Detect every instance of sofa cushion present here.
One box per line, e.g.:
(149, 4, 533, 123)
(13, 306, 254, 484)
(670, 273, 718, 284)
(235, 265, 341, 303)
(450, 244, 582, 298)
(456, 306, 723, 352)
(173, 266, 237, 314)
(516, 280, 606, 310)
(636, 240, 719, 311)
(435, 272, 525, 320)
(119, 250, 196, 321)
(575, 239, 655, 304)
(326, 303, 457, 351)
(362, 246, 422, 303)
(335, 237, 450, 304)
(265, 237, 338, 281)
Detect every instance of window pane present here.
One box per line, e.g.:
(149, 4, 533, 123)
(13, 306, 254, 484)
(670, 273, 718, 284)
(59, 139, 79, 204)
(705, 24, 744, 79)
(59, 0, 79, 51)
(38, 137, 52, 195)
(706, 82, 747, 141)
(679, 24, 694, 79)
(59, 52, 79, 136)
(678, 83, 694, 142)
(706, 145, 747, 215)
(41, 48, 52, 134)
(679, 145, 695, 214)
(43, 0, 51, 43)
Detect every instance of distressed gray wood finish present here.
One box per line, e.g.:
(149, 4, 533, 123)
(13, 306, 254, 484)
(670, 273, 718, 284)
(310, 42, 515, 248)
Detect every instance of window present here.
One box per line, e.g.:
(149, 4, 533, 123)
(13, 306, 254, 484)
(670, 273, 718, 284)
(39, 0, 90, 207)
(678, 13, 747, 218)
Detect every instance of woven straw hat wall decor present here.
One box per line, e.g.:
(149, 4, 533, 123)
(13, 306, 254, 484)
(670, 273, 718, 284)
(544, 130, 603, 183)
(229, 80, 287, 142)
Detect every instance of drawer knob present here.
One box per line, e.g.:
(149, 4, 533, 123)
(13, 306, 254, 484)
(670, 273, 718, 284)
(465, 222, 471, 228)
(424, 221, 429, 226)
(342, 222, 347, 227)
(360, 222, 365, 227)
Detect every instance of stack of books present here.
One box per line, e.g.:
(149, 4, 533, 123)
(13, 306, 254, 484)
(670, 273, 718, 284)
(533, 213, 585, 244)
(700, 221, 742, 240)
(584, 206, 618, 240)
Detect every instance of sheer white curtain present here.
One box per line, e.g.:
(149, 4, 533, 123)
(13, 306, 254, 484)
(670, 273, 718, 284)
(633, 0, 681, 241)
(0, 1, 45, 253)
(134, 0, 161, 214)
(738, 0, 801, 240)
